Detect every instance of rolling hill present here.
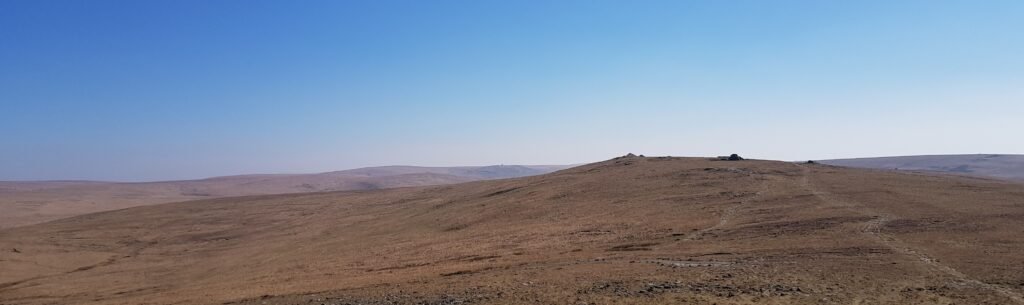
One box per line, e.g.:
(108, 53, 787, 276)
(1, 156, 1022, 304)
(0, 165, 569, 228)
(817, 154, 1024, 180)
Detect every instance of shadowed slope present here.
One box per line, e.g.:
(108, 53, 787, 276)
(1, 157, 1022, 305)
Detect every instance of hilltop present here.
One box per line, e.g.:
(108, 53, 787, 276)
(1, 156, 1022, 304)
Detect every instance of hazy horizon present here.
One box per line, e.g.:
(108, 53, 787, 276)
(3, 0, 1022, 181)
(0, 163, 581, 183)
(6, 154, 1024, 183)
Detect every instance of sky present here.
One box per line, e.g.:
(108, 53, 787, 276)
(1, 0, 1022, 181)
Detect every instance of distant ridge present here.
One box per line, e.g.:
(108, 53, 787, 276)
(817, 154, 1024, 180)
(0, 164, 573, 228)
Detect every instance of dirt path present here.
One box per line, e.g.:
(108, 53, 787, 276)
(683, 172, 773, 241)
(796, 164, 1024, 304)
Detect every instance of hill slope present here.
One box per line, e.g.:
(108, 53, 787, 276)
(818, 154, 1024, 180)
(1, 156, 1023, 305)
(0, 165, 568, 228)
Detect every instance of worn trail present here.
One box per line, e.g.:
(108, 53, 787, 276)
(798, 164, 1024, 304)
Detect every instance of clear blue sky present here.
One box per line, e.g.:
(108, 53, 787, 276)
(2, 0, 1022, 181)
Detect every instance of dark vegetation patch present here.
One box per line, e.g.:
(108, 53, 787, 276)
(750, 246, 894, 259)
(582, 280, 805, 298)
(448, 254, 502, 262)
(226, 290, 490, 305)
(443, 223, 469, 231)
(607, 242, 660, 251)
(883, 218, 988, 233)
(484, 186, 523, 198)
(575, 229, 614, 235)
(440, 270, 476, 276)
(366, 262, 432, 272)
(724, 216, 875, 238)
(441, 266, 498, 277)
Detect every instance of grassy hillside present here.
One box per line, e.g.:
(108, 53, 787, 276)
(1, 156, 1022, 304)
(0, 165, 570, 228)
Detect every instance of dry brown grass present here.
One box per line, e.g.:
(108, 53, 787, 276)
(1, 156, 1023, 305)
(0, 165, 564, 228)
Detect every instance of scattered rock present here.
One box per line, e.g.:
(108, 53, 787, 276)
(714, 154, 744, 161)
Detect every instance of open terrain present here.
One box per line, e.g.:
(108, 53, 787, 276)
(0, 165, 567, 228)
(818, 154, 1024, 181)
(1, 156, 1023, 304)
